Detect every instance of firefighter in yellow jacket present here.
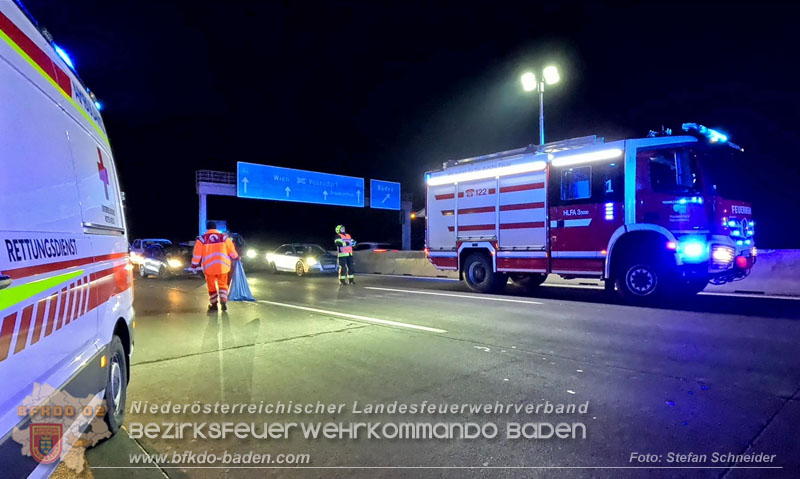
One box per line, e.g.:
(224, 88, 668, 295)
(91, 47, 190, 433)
(192, 221, 239, 311)
(335, 225, 356, 285)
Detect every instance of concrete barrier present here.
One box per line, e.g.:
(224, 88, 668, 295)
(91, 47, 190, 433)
(705, 249, 800, 296)
(353, 251, 458, 279)
(353, 250, 800, 297)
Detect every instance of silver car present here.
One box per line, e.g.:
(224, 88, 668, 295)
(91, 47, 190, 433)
(267, 243, 339, 276)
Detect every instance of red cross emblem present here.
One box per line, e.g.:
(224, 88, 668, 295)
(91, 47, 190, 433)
(97, 147, 109, 200)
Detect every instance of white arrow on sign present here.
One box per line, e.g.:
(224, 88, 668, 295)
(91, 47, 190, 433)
(241, 177, 249, 194)
(285, 186, 291, 198)
(356, 190, 361, 203)
(382, 193, 391, 204)
(323, 190, 328, 200)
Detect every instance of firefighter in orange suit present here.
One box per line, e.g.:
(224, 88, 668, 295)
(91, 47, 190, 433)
(335, 224, 356, 285)
(192, 221, 239, 312)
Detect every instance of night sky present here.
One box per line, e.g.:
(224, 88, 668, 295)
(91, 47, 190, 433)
(23, 1, 800, 249)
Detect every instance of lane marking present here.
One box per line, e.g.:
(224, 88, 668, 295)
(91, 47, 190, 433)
(700, 291, 800, 301)
(362, 274, 800, 301)
(539, 283, 800, 301)
(364, 286, 544, 305)
(361, 273, 457, 282)
(256, 300, 447, 333)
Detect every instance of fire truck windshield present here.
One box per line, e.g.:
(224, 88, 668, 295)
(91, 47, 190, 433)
(688, 145, 744, 197)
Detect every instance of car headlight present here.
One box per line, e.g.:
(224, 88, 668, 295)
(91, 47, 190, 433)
(306, 257, 318, 265)
(246, 249, 257, 259)
(167, 258, 183, 268)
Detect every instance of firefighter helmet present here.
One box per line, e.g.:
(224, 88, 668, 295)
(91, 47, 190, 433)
(335, 225, 345, 234)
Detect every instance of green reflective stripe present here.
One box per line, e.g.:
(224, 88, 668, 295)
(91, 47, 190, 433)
(0, 269, 83, 312)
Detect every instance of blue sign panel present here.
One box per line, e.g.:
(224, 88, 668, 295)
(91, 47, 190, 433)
(370, 179, 401, 210)
(237, 162, 364, 208)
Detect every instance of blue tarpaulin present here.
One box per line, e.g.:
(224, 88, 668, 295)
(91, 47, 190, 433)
(229, 260, 255, 301)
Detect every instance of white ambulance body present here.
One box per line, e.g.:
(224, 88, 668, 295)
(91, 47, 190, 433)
(0, 2, 133, 476)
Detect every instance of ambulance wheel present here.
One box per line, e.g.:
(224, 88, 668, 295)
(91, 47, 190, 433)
(464, 253, 506, 293)
(511, 273, 547, 292)
(295, 261, 305, 277)
(103, 336, 127, 434)
(616, 259, 664, 302)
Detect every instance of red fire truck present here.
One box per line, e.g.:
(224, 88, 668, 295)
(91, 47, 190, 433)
(425, 123, 755, 300)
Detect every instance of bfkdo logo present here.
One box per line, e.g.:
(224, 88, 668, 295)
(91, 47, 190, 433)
(30, 423, 63, 464)
(12, 383, 112, 472)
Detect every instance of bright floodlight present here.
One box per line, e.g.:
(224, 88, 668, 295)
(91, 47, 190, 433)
(543, 65, 560, 85)
(521, 72, 537, 92)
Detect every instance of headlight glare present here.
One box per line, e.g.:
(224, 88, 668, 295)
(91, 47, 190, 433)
(167, 258, 183, 268)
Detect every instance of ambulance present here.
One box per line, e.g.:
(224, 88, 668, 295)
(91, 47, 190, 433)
(0, 2, 133, 476)
(425, 124, 755, 300)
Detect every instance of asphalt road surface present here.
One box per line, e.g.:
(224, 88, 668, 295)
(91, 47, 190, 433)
(74, 271, 800, 479)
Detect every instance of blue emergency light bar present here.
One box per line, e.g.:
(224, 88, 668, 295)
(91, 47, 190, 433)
(682, 123, 743, 151)
(53, 43, 74, 69)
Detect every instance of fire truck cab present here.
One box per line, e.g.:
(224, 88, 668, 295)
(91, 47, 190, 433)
(425, 124, 755, 301)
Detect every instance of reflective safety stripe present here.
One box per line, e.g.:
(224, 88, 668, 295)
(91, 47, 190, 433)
(0, 269, 83, 312)
(203, 252, 230, 261)
(202, 259, 231, 271)
(337, 233, 353, 254)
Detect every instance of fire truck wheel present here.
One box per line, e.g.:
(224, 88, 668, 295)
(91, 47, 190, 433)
(512, 274, 547, 292)
(616, 260, 663, 301)
(464, 253, 506, 293)
(103, 335, 128, 434)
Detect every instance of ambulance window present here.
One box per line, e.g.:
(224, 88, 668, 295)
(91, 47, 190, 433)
(561, 166, 592, 201)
